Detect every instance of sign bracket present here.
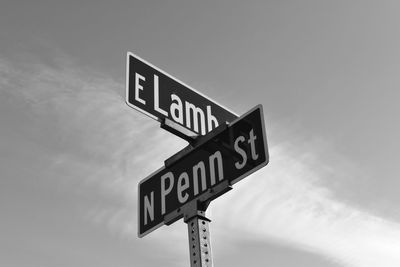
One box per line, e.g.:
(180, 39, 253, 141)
(164, 181, 232, 267)
(163, 180, 232, 226)
(163, 122, 229, 168)
(160, 118, 198, 143)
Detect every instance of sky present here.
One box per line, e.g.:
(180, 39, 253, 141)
(1, 0, 400, 266)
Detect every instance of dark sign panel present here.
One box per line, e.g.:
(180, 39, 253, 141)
(126, 52, 237, 136)
(138, 105, 269, 237)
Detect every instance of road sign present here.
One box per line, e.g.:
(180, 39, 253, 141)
(126, 52, 237, 136)
(138, 105, 268, 237)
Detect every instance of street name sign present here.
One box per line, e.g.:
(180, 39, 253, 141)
(126, 52, 237, 136)
(138, 105, 269, 237)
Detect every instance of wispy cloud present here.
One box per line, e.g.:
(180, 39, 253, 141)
(211, 135, 400, 267)
(2, 54, 400, 267)
(0, 55, 189, 265)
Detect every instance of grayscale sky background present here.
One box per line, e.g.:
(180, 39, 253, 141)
(1, 1, 400, 267)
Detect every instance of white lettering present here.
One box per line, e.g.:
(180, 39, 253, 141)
(161, 172, 174, 215)
(193, 161, 206, 195)
(153, 74, 168, 116)
(177, 172, 189, 203)
(207, 105, 219, 132)
(143, 191, 154, 225)
(234, 136, 247, 169)
(185, 101, 206, 134)
(135, 73, 146, 105)
(248, 129, 259, 160)
(170, 94, 183, 124)
(209, 151, 224, 185)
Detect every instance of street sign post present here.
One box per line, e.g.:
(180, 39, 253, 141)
(138, 105, 268, 237)
(126, 53, 269, 267)
(126, 52, 237, 137)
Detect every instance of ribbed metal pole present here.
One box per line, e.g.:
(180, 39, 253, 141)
(186, 212, 213, 267)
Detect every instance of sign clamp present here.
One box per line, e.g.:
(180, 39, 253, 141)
(165, 190, 230, 267)
(163, 180, 232, 226)
(160, 118, 198, 143)
(162, 121, 229, 168)
(163, 183, 231, 267)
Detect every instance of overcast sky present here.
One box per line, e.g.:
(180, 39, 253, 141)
(1, 1, 400, 267)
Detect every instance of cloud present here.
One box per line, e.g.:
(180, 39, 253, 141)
(0, 54, 189, 265)
(211, 135, 400, 267)
(2, 54, 400, 267)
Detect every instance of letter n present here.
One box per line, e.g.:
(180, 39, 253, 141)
(209, 151, 224, 185)
(144, 191, 154, 225)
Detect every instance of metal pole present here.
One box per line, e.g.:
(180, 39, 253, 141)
(185, 211, 213, 267)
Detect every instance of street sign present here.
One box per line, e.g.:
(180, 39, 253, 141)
(126, 52, 237, 136)
(138, 105, 268, 237)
